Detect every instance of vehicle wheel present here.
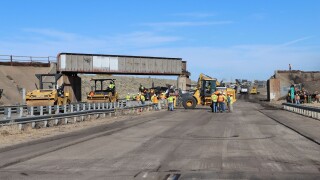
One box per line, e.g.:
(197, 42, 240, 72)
(182, 96, 197, 109)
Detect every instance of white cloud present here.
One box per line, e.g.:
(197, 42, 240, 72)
(0, 29, 318, 81)
(141, 21, 233, 27)
(0, 29, 182, 56)
(280, 36, 314, 47)
(131, 45, 320, 81)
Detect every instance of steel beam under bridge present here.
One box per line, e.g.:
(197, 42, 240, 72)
(57, 53, 189, 76)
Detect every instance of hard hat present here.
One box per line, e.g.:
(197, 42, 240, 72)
(110, 81, 113, 84)
(215, 91, 219, 95)
(153, 94, 156, 96)
(230, 94, 233, 96)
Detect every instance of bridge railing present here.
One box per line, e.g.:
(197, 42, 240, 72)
(0, 55, 56, 65)
(283, 103, 320, 120)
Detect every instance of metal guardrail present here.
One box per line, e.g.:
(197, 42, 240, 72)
(283, 103, 320, 120)
(0, 55, 56, 65)
(0, 101, 155, 129)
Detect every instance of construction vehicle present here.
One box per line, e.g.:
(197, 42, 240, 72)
(239, 85, 249, 94)
(25, 74, 70, 106)
(181, 73, 236, 109)
(250, 87, 259, 94)
(87, 79, 119, 103)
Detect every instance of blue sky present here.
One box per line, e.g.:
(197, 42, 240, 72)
(0, 0, 319, 81)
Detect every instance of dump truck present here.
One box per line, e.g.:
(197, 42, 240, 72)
(25, 74, 70, 106)
(87, 79, 119, 103)
(181, 73, 236, 109)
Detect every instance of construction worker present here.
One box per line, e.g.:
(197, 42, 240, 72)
(136, 93, 141, 104)
(109, 81, 115, 95)
(167, 95, 175, 111)
(211, 91, 219, 113)
(140, 93, 146, 105)
(125, 93, 131, 101)
(217, 92, 225, 112)
(223, 92, 228, 111)
(132, 94, 136, 101)
(159, 92, 166, 109)
(151, 94, 159, 110)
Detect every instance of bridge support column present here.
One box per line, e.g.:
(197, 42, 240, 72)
(57, 74, 82, 103)
(177, 75, 191, 92)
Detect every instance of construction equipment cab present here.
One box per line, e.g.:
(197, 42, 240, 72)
(87, 79, 119, 103)
(25, 74, 71, 106)
(182, 73, 236, 109)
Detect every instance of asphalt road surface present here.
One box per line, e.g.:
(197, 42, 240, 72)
(0, 97, 320, 179)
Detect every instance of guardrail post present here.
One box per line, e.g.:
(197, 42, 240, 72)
(18, 124, 23, 130)
(88, 103, 91, 119)
(54, 105, 59, 125)
(120, 101, 124, 108)
(19, 107, 23, 118)
(70, 104, 76, 123)
(63, 105, 68, 124)
(106, 103, 109, 109)
(4, 108, 11, 119)
(77, 104, 80, 111)
(31, 122, 35, 128)
(43, 120, 48, 128)
(109, 103, 112, 116)
(28, 106, 34, 116)
(40, 106, 43, 116)
(93, 103, 96, 110)
(48, 106, 52, 115)
(82, 103, 86, 111)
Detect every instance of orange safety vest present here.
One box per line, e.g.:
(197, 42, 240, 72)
(151, 96, 158, 103)
(217, 95, 224, 102)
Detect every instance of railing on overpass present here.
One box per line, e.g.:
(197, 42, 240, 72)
(0, 55, 56, 66)
(0, 101, 155, 129)
(283, 103, 320, 120)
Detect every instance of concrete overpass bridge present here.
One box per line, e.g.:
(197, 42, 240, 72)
(56, 53, 191, 102)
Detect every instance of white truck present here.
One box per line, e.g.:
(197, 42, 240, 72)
(240, 85, 248, 94)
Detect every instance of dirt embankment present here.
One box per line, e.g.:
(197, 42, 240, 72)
(0, 65, 52, 105)
(0, 64, 178, 105)
(80, 75, 178, 100)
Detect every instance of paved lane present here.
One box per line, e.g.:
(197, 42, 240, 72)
(1, 100, 320, 179)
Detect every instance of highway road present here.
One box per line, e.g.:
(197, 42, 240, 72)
(0, 97, 320, 179)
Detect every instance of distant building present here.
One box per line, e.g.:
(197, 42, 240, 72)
(267, 70, 320, 101)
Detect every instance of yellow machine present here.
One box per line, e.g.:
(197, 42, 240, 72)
(182, 73, 236, 109)
(26, 74, 70, 106)
(250, 87, 259, 94)
(87, 79, 119, 103)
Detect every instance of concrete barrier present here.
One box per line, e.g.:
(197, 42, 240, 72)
(283, 103, 320, 120)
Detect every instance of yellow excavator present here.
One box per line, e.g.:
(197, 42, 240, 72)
(87, 79, 119, 103)
(25, 74, 71, 106)
(181, 73, 236, 109)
